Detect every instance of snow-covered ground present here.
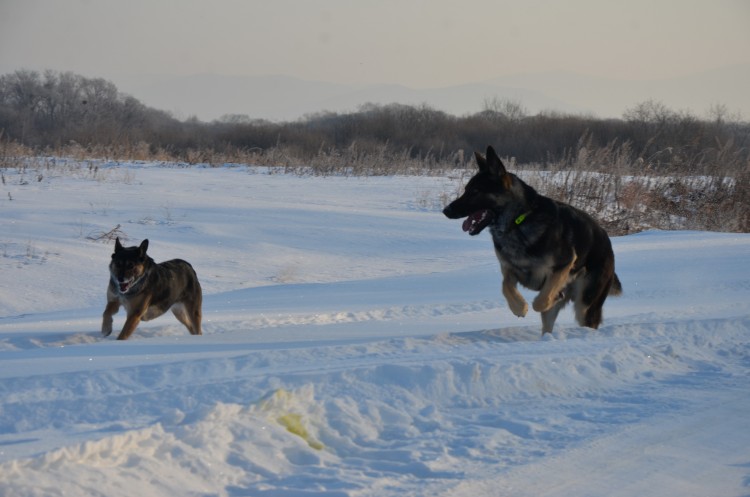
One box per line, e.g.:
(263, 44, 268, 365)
(0, 160, 748, 497)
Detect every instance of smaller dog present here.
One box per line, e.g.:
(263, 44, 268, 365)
(102, 238, 202, 340)
(443, 146, 621, 334)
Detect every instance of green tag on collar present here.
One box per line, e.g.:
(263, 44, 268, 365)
(514, 212, 529, 225)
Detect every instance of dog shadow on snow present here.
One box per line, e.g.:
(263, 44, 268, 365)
(443, 325, 591, 345)
(0, 330, 102, 350)
(0, 323, 186, 351)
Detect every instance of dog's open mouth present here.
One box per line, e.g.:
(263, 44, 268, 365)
(462, 209, 494, 235)
(118, 279, 134, 293)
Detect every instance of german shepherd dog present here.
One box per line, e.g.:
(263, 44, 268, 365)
(443, 146, 622, 334)
(102, 238, 202, 340)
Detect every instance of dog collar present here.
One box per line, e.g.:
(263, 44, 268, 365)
(514, 211, 532, 225)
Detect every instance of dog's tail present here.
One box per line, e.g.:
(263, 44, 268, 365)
(609, 273, 623, 296)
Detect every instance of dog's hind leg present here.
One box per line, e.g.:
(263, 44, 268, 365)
(575, 272, 612, 329)
(191, 308, 202, 335)
(581, 281, 612, 329)
(501, 264, 528, 318)
(192, 292, 203, 335)
(187, 291, 203, 335)
(171, 304, 199, 335)
(172, 302, 202, 335)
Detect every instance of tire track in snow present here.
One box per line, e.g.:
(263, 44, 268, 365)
(206, 300, 503, 332)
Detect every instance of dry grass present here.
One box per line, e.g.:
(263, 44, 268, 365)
(516, 135, 749, 234)
(2, 134, 747, 234)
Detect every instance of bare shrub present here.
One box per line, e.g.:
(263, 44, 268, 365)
(86, 224, 127, 243)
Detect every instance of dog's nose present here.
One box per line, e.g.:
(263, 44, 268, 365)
(443, 205, 454, 218)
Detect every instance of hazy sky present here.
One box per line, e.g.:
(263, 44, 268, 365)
(2, 0, 749, 85)
(0, 0, 750, 120)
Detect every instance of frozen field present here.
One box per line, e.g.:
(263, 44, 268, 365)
(0, 161, 748, 496)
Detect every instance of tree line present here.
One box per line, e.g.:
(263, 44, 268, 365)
(1, 70, 747, 232)
(0, 69, 748, 175)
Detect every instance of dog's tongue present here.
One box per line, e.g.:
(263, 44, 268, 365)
(462, 210, 494, 235)
(119, 281, 130, 292)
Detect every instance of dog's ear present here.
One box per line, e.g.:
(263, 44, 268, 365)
(485, 146, 508, 177)
(114, 237, 123, 252)
(139, 239, 149, 258)
(475, 151, 487, 172)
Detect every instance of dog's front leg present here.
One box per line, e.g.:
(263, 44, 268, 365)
(117, 312, 144, 340)
(501, 265, 528, 318)
(117, 295, 153, 340)
(101, 300, 120, 337)
(533, 253, 577, 313)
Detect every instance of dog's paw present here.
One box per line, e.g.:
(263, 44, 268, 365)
(101, 325, 112, 337)
(509, 299, 528, 318)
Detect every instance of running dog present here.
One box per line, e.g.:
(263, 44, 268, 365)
(443, 146, 621, 334)
(102, 238, 202, 340)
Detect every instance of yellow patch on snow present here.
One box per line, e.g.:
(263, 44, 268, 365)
(277, 413, 325, 451)
(257, 388, 324, 451)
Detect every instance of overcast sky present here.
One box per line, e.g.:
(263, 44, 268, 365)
(1, 0, 749, 119)
(3, 0, 749, 84)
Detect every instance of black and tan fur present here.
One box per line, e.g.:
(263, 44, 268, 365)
(443, 146, 622, 334)
(102, 238, 202, 340)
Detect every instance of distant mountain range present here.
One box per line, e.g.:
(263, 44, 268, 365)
(116, 65, 750, 122)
